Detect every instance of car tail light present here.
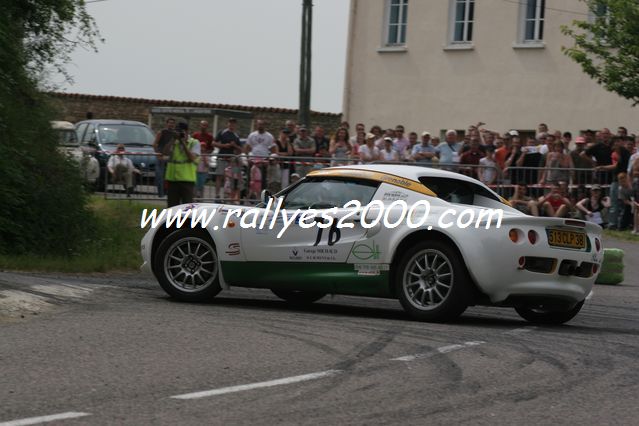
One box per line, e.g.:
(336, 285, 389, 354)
(592, 263, 598, 274)
(518, 256, 526, 269)
(528, 230, 538, 245)
(595, 237, 601, 252)
(509, 229, 519, 243)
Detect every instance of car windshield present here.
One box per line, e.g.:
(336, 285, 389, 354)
(56, 129, 79, 146)
(98, 124, 154, 145)
(282, 178, 379, 209)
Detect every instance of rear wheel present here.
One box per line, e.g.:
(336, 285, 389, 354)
(271, 289, 326, 305)
(154, 229, 221, 302)
(395, 240, 472, 322)
(514, 301, 584, 325)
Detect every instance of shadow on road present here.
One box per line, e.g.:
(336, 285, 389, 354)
(159, 294, 535, 329)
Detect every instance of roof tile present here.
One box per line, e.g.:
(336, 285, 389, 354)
(47, 92, 341, 117)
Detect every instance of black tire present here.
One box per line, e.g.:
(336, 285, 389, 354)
(153, 229, 222, 302)
(271, 289, 326, 304)
(394, 240, 472, 322)
(514, 301, 584, 325)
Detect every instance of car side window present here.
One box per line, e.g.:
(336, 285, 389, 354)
(82, 124, 96, 143)
(75, 123, 87, 143)
(282, 178, 379, 209)
(419, 177, 499, 206)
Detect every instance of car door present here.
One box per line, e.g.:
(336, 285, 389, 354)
(240, 177, 379, 264)
(75, 123, 88, 144)
(79, 123, 98, 157)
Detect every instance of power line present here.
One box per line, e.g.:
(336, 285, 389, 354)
(501, 0, 592, 17)
(85, 0, 109, 4)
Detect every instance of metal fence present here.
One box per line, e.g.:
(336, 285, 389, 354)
(102, 153, 609, 205)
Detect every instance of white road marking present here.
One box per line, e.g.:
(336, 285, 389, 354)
(0, 412, 91, 426)
(391, 341, 486, 362)
(170, 369, 342, 400)
(503, 327, 537, 335)
(435, 344, 465, 354)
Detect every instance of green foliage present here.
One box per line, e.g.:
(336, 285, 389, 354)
(561, 0, 639, 105)
(0, 198, 158, 272)
(4, 0, 101, 84)
(0, 1, 100, 256)
(0, 91, 96, 255)
(603, 229, 639, 243)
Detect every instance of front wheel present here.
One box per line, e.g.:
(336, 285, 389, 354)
(514, 301, 584, 325)
(395, 240, 472, 322)
(271, 289, 326, 304)
(154, 229, 221, 302)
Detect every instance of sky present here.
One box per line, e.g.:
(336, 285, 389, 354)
(57, 0, 350, 113)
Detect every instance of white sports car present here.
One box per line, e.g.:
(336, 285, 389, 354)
(140, 165, 603, 324)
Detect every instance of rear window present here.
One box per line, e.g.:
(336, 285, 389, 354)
(418, 177, 499, 206)
(56, 129, 78, 146)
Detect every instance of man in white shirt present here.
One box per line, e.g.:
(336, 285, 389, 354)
(245, 120, 276, 191)
(245, 120, 276, 159)
(628, 137, 639, 175)
(479, 145, 498, 185)
(349, 122, 366, 146)
(393, 125, 410, 154)
(412, 132, 437, 165)
(107, 144, 139, 196)
(436, 130, 462, 170)
(359, 133, 380, 164)
(380, 137, 399, 162)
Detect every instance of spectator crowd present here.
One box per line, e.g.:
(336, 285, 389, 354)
(153, 118, 639, 235)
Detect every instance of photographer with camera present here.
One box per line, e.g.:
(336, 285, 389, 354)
(153, 117, 176, 197)
(165, 122, 200, 207)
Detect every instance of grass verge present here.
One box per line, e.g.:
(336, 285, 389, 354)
(603, 229, 639, 244)
(0, 197, 160, 273)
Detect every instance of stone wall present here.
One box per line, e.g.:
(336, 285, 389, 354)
(48, 93, 342, 137)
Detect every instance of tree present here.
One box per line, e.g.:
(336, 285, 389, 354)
(5, 1, 100, 82)
(561, 0, 639, 105)
(0, 1, 100, 256)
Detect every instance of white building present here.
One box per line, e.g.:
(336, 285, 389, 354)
(343, 0, 639, 136)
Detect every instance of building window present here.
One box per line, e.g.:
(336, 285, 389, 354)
(386, 0, 408, 46)
(522, 0, 545, 42)
(592, 2, 608, 18)
(451, 0, 474, 43)
(589, 2, 609, 24)
(588, 2, 610, 43)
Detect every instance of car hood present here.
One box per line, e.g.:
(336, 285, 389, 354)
(101, 143, 156, 154)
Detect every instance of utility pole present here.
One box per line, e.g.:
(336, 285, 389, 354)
(299, 0, 313, 127)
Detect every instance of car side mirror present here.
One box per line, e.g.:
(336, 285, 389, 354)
(261, 189, 272, 204)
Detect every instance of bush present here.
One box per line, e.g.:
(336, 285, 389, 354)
(0, 1, 101, 257)
(0, 93, 96, 256)
(0, 197, 157, 272)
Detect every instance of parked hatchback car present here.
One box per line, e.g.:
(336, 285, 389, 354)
(75, 119, 157, 190)
(52, 120, 100, 184)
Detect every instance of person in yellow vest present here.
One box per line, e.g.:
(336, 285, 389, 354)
(165, 122, 201, 207)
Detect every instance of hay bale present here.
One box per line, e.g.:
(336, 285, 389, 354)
(597, 248, 625, 284)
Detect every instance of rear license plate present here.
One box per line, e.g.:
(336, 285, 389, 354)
(547, 229, 586, 249)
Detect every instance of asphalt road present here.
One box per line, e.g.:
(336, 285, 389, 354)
(1, 237, 638, 425)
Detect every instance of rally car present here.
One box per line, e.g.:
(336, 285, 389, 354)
(140, 165, 603, 324)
